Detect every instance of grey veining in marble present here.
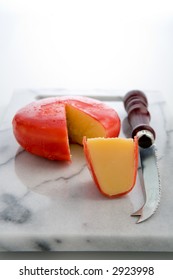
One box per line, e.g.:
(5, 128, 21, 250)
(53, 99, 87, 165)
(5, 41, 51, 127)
(0, 89, 172, 252)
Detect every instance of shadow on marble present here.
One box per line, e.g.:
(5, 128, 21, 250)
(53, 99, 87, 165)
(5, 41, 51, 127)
(14, 144, 109, 201)
(0, 251, 173, 260)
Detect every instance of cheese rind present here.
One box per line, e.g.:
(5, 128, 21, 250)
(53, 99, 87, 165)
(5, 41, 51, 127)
(83, 137, 138, 197)
(12, 96, 120, 161)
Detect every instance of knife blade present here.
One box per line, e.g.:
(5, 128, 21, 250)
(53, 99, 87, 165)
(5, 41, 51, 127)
(123, 90, 161, 223)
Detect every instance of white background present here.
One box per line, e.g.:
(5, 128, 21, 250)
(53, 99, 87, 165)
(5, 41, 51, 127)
(0, 0, 173, 117)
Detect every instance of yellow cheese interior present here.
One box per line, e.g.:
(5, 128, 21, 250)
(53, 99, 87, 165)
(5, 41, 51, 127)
(87, 138, 136, 196)
(66, 104, 106, 145)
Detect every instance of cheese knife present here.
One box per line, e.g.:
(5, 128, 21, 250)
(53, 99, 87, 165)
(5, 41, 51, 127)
(123, 90, 161, 223)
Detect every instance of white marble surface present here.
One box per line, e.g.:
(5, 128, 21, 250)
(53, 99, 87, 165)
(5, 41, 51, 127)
(0, 89, 172, 252)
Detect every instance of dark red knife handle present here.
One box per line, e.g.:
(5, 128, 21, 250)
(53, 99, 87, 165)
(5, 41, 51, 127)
(123, 90, 156, 148)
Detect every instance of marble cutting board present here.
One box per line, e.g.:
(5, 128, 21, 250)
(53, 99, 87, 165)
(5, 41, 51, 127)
(0, 89, 172, 252)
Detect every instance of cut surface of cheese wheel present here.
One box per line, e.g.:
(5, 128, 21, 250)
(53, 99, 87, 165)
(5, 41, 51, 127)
(12, 96, 120, 160)
(83, 137, 138, 197)
(66, 104, 106, 145)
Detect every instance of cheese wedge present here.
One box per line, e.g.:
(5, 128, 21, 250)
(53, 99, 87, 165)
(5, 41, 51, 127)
(83, 137, 138, 197)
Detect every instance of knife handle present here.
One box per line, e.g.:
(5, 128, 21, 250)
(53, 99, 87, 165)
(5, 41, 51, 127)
(123, 90, 156, 148)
